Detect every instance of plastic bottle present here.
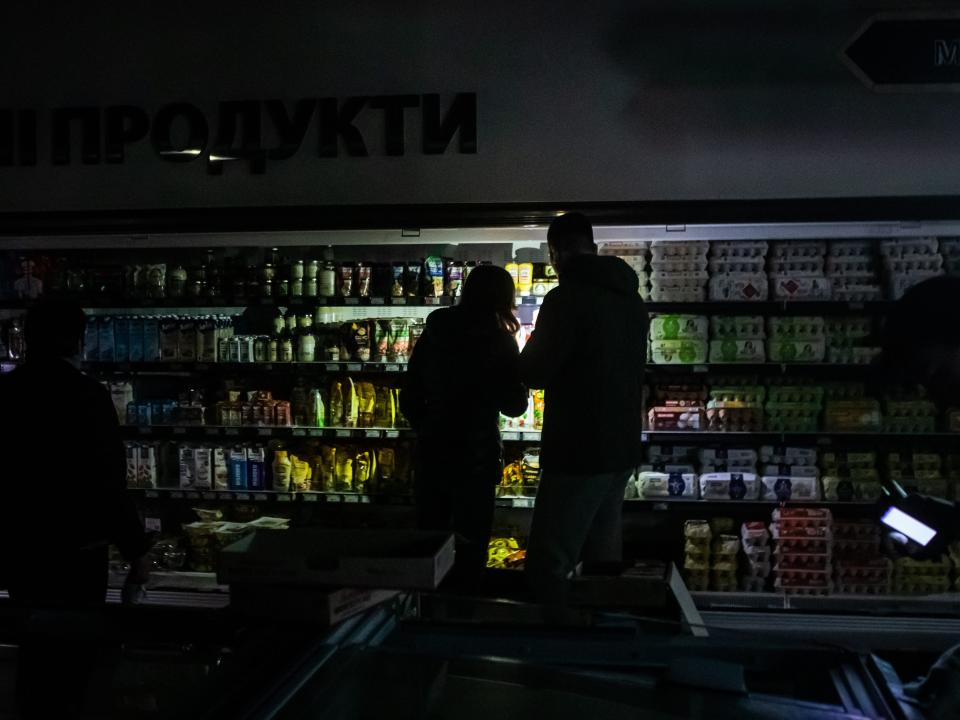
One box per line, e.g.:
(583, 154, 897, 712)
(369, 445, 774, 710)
(273, 449, 292, 492)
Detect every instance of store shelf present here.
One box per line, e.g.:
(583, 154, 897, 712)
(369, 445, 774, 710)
(645, 301, 893, 316)
(692, 591, 960, 616)
(0, 295, 454, 310)
(645, 362, 878, 377)
(641, 431, 960, 445)
(121, 425, 414, 441)
(493, 496, 879, 510)
(131, 487, 414, 505)
(86, 360, 407, 375)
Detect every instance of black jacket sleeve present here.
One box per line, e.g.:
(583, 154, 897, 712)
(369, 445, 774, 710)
(92, 389, 149, 562)
(399, 325, 432, 431)
(519, 289, 575, 390)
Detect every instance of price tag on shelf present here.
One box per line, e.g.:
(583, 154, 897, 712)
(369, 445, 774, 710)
(344, 494, 359, 503)
(257, 428, 272, 437)
(513, 497, 534, 509)
(335, 429, 352, 438)
(371, 297, 385, 305)
(326, 494, 342, 503)
(170, 491, 184, 499)
(346, 363, 362, 372)
(145, 490, 159, 499)
(235, 492, 251, 501)
(641, 433, 649, 443)
(816, 437, 833, 446)
(308, 429, 324, 438)
(360, 495, 371, 504)
(521, 432, 541, 441)
(385, 364, 399, 372)
(277, 493, 292, 502)
(385, 430, 399, 439)
(501, 432, 520, 441)
(365, 429, 381, 439)
(185, 491, 200, 500)
(302, 493, 319, 502)
(693, 365, 708, 373)
(204, 427, 220, 437)
(345, 297, 360, 305)
(253, 493, 268, 501)
(201, 492, 218, 500)
(145, 518, 162, 533)
(137, 427, 151, 436)
(292, 429, 307, 437)
(225, 428, 239, 437)
(424, 297, 440, 305)
(392, 297, 407, 305)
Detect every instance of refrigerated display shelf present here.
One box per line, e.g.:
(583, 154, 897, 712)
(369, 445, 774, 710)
(641, 431, 960, 445)
(492, 496, 878, 510)
(131, 487, 414, 505)
(121, 425, 415, 440)
(85, 360, 408, 374)
(0, 295, 455, 309)
(646, 301, 893, 316)
(692, 591, 960, 616)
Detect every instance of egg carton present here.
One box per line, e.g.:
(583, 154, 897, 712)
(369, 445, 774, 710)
(769, 241, 827, 259)
(766, 386, 824, 404)
(648, 445, 698, 461)
(708, 275, 768, 302)
(770, 276, 832, 301)
(598, 241, 651, 255)
(709, 339, 766, 363)
(651, 268, 709, 281)
(708, 258, 766, 274)
(649, 314, 709, 341)
(764, 402, 822, 420)
(710, 241, 769, 259)
(826, 257, 877, 277)
(699, 472, 761, 500)
(827, 347, 881, 365)
(650, 242, 709, 260)
(760, 446, 818, 466)
(831, 286, 884, 302)
(650, 287, 706, 303)
(888, 271, 945, 300)
(710, 315, 765, 339)
(828, 240, 875, 258)
(649, 339, 708, 364)
(618, 257, 648, 275)
(825, 317, 873, 337)
(762, 475, 821, 501)
(879, 237, 940, 258)
(768, 339, 827, 363)
(883, 255, 944, 273)
(767, 316, 825, 338)
(638, 471, 698, 499)
(940, 237, 960, 257)
(768, 258, 825, 275)
(708, 386, 766, 404)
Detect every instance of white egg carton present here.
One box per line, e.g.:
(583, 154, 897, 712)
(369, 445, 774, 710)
(830, 280, 883, 302)
(879, 237, 939, 258)
(650, 241, 709, 260)
(638, 471, 698, 499)
(829, 240, 874, 258)
(760, 446, 818, 465)
(711, 315, 765, 339)
(699, 472, 761, 501)
(618, 256, 648, 275)
(651, 287, 706, 302)
(769, 241, 827, 259)
(708, 258, 766, 274)
(940, 238, 960, 257)
(768, 258, 825, 275)
(883, 255, 944, 273)
(708, 275, 769, 302)
(770, 275, 832, 301)
(710, 241, 768, 259)
(650, 257, 708, 273)
(651, 269, 709, 281)
(598, 241, 651, 255)
(761, 475, 821, 501)
(826, 258, 877, 277)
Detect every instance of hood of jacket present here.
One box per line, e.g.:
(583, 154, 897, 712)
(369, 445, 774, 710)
(424, 305, 503, 343)
(560, 254, 639, 295)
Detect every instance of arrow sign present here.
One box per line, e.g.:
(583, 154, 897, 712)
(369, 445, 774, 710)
(843, 13, 960, 91)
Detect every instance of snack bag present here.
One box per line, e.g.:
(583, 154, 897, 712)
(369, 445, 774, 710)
(389, 319, 410, 361)
(377, 447, 396, 487)
(290, 454, 312, 492)
(343, 378, 359, 427)
(317, 445, 336, 491)
(374, 385, 396, 427)
(355, 450, 373, 493)
(329, 382, 344, 427)
(357, 382, 377, 427)
(334, 449, 354, 491)
(375, 320, 392, 361)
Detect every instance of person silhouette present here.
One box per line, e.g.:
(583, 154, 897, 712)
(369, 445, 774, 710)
(0, 300, 150, 718)
(401, 265, 528, 588)
(519, 213, 648, 613)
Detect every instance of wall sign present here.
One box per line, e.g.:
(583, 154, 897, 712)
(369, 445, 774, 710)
(0, 92, 477, 173)
(843, 13, 960, 91)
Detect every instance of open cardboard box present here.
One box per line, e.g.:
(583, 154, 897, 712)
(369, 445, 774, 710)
(218, 529, 455, 591)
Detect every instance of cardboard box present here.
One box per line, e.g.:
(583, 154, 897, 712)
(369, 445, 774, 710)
(218, 529, 455, 590)
(230, 584, 399, 625)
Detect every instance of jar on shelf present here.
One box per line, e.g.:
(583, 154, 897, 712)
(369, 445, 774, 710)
(167, 266, 187, 298)
(305, 259, 320, 281)
(319, 262, 336, 298)
(290, 260, 305, 280)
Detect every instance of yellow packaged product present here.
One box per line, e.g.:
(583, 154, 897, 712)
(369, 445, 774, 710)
(356, 382, 377, 427)
(316, 445, 336, 491)
(290, 454, 313, 492)
(377, 447, 396, 484)
(354, 450, 375, 493)
(329, 382, 344, 427)
(374, 385, 395, 427)
(334, 448, 354, 491)
(343, 378, 359, 427)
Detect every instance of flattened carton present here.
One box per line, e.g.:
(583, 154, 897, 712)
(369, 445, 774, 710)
(218, 529, 454, 591)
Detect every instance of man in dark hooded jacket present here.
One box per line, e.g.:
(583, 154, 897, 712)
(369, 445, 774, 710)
(520, 212, 648, 608)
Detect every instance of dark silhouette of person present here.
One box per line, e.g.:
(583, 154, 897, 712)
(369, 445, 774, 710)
(401, 265, 528, 588)
(0, 301, 150, 718)
(519, 212, 648, 611)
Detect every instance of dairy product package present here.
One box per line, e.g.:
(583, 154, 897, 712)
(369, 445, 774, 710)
(768, 338, 826, 363)
(699, 472, 760, 500)
(708, 274, 768, 301)
(639, 471, 698, 499)
(708, 259, 765, 274)
(649, 315, 709, 340)
(125, 443, 139, 488)
(648, 406, 703, 430)
(761, 475, 821, 501)
(98, 316, 116, 362)
(770, 276, 832, 301)
(192, 446, 213, 489)
(769, 241, 827, 259)
(710, 241, 768, 259)
(649, 339, 707, 364)
(711, 315, 765, 339)
(213, 447, 229, 490)
(767, 316, 825, 338)
(762, 464, 819, 479)
(137, 444, 158, 489)
(698, 448, 758, 465)
(760, 446, 818, 465)
(709, 339, 765, 363)
(179, 445, 197, 489)
(650, 286, 705, 302)
(650, 241, 709, 259)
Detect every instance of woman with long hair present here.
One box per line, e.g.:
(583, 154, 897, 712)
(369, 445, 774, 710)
(401, 264, 528, 588)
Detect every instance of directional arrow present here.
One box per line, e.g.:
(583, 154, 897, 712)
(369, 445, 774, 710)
(843, 12, 960, 91)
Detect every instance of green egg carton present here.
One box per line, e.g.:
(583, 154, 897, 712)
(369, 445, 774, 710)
(708, 386, 766, 404)
(766, 386, 825, 405)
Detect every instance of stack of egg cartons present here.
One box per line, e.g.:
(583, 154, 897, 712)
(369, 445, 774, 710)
(648, 314, 708, 365)
(647, 383, 706, 431)
(708, 241, 768, 301)
(698, 447, 760, 501)
(881, 237, 944, 300)
(893, 556, 953, 596)
(833, 520, 891, 595)
(637, 444, 698, 500)
(600, 241, 650, 300)
(820, 450, 882, 502)
(825, 316, 880, 365)
(771, 508, 833, 596)
(883, 388, 938, 434)
(683, 520, 712, 591)
(650, 240, 709, 302)
(709, 315, 765, 363)
(759, 445, 821, 501)
(706, 385, 764, 432)
(767, 316, 826, 363)
(827, 240, 883, 302)
(712, 529, 740, 592)
(741, 521, 771, 592)
(769, 241, 831, 301)
(940, 237, 960, 277)
(887, 451, 949, 500)
(765, 384, 823, 433)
